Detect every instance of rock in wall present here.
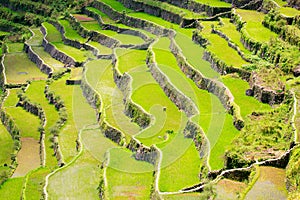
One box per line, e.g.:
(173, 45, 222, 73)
(41, 26, 77, 67)
(170, 37, 244, 130)
(249, 72, 285, 105)
(127, 138, 158, 164)
(24, 43, 53, 76)
(81, 64, 126, 145)
(112, 55, 151, 128)
(147, 48, 199, 117)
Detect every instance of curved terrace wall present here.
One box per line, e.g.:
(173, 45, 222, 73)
(17, 92, 46, 166)
(192, 30, 251, 80)
(158, 0, 232, 17)
(81, 9, 152, 43)
(112, 56, 151, 128)
(118, 0, 183, 25)
(41, 26, 77, 67)
(91, 1, 171, 36)
(147, 47, 199, 118)
(24, 43, 53, 76)
(169, 37, 244, 130)
(66, 15, 119, 50)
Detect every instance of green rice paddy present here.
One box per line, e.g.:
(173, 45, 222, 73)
(0, 0, 296, 199)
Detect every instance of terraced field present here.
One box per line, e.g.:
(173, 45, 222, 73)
(0, 0, 299, 199)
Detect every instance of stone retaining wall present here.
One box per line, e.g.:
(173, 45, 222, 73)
(41, 26, 77, 67)
(91, 0, 171, 36)
(170, 37, 244, 130)
(147, 48, 199, 117)
(24, 43, 53, 76)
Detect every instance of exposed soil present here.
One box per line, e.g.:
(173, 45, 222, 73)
(215, 178, 247, 200)
(12, 137, 40, 177)
(245, 166, 288, 200)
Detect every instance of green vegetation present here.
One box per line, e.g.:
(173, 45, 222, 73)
(4, 53, 47, 84)
(106, 148, 154, 199)
(0, 0, 299, 198)
(236, 9, 277, 43)
(24, 167, 50, 200)
(0, 122, 14, 167)
(286, 146, 300, 198)
(26, 28, 43, 46)
(222, 75, 271, 118)
(194, 0, 231, 7)
(58, 19, 86, 43)
(6, 43, 24, 53)
(227, 101, 293, 168)
(134, 0, 205, 19)
(80, 20, 145, 45)
(0, 177, 24, 199)
(31, 47, 65, 72)
(85, 59, 140, 138)
(25, 81, 59, 167)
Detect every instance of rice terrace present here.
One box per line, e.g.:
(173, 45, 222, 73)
(0, 0, 300, 199)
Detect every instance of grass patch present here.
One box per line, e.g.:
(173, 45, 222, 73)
(236, 9, 277, 43)
(200, 22, 250, 68)
(52, 43, 92, 63)
(0, 122, 14, 167)
(159, 134, 202, 192)
(106, 148, 154, 199)
(58, 20, 86, 43)
(27, 28, 44, 47)
(4, 53, 47, 84)
(216, 18, 250, 54)
(49, 75, 78, 163)
(87, 41, 112, 55)
(6, 43, 24, 53)
(175, 32, 220, 79)
(194, 0, 231, 7)
(24, 167, 50, 200)
(47, 150, 102, 200)
(42, 22, 63, 43)
(0, 177, 24, 199)
(31, 47, 65, 72)
(153, 38, 238, 170)
(25, 81, 59, 168)
(85, 59, 140, 137)
(3, 107, 40, 140)
(222, 75, 271, 118)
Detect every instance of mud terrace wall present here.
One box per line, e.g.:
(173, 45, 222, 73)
(170, 37, 244, 130)
(127, 138, 158, 164)
(91, 1, 171, 36)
